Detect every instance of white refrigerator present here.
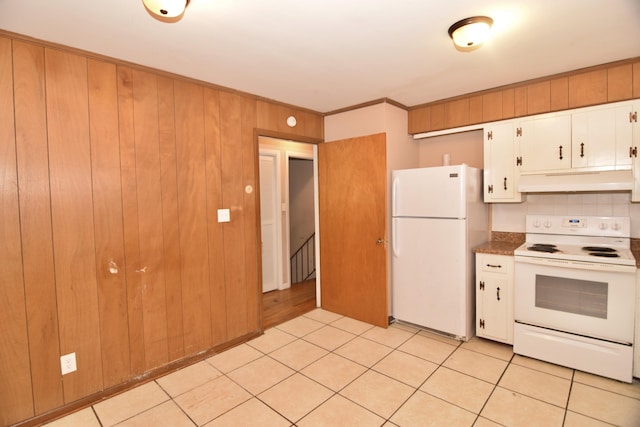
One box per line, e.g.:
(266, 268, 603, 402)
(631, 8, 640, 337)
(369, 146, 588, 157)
(391, 165, 488, 340)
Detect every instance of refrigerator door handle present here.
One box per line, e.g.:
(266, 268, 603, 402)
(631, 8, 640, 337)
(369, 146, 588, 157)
(392, 176, 399, 216)
(392, 218, 399, 257)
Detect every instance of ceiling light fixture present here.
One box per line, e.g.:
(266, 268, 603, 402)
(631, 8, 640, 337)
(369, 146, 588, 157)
(448, 16, 493, 48)
(142, 0, 190, 19)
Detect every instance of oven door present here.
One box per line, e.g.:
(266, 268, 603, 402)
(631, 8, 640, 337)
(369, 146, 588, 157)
(514, 256, 636, 344)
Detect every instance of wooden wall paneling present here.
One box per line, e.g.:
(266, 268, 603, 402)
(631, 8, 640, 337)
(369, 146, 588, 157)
(13, 40, 64, 414)
(633, 61, 640, 98)
(408, 106, 430, 134)
(444, 98, 469, 128)
(241, 96, 260, 333)
(514, 86, 528, 117)
(131, 69, 170, 369)
(501, 89, 515, 119)
(482, 91, 503, 122)
(301, 110, 324, 140)
(157, 76, 185, 362)
(430, 103, 445, 130)
(257, 100, 323, 139)
(44, 48, 103, 402)
(256, 100, 278, 132)
(0, 36, 34, 427)
(87, 59, 131, 388)
(219, 92, 249, 339)
(174, 80, 213, 354)
(527, 81, 551, 115)
(568, 69, 607, 108)
(204, 88, 228, 345)
(469, 95, 483, 124)
(550, 77, 569, 111)
(117, 66, 146, 376)
(607, 64, 633, 101)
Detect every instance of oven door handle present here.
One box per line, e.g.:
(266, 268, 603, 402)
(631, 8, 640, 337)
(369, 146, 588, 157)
(514, 256, 636, 273)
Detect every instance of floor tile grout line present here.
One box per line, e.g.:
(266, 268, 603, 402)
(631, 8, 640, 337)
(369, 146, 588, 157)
(469, 351, 516, 426)
(152, 378, 200, 426)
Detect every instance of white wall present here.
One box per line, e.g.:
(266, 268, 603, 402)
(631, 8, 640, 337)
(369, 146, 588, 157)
(492, 193, 640, 238)
(418, 129, 484, 169)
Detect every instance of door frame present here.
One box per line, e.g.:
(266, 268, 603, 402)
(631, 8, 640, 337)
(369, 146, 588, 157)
(255, 130, 322, 310)
(258, 149, 283, 292)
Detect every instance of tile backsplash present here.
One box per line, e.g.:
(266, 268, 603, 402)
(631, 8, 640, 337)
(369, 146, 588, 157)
(492, 192, 640, 238)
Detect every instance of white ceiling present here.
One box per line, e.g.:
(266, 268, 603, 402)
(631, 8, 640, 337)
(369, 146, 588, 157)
(1, 0, 639, 113)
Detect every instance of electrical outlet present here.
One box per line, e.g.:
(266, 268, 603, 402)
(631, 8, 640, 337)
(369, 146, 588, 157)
(217, 208, 230, 223)
(60, 352, 77, 375)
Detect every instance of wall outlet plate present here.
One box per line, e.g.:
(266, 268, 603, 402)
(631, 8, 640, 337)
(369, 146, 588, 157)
(60, 352, 77, 375)
(217, 208, 230, 223)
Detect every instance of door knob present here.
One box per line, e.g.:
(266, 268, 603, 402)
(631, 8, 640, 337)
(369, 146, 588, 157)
(376, 238, 386, 246)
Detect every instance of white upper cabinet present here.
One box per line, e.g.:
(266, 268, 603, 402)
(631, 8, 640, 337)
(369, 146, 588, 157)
(516, 100, 637, 174)
(518, 113, 572, 173)
(476, 99, 640, 203)
(483, 121, 522, 203)
(631, 101, 640, 201)
(571, 102, 634, 170)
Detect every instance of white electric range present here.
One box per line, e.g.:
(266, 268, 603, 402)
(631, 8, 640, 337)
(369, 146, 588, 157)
(513, 215, 637, 383)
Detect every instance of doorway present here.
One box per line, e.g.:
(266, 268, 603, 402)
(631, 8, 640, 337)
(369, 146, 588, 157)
(258, 137, 317, 329)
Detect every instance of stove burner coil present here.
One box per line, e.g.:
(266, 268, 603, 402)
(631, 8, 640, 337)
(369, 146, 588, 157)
(527, 244, 559, 253)
(589, 252, 620, 258)
(582, 246, 617, 253)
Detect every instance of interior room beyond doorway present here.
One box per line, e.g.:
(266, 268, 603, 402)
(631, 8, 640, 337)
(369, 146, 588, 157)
(258, 136, 317, 329)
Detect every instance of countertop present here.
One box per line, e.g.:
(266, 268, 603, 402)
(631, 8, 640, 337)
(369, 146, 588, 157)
(474, 233, 640, 268)
(473, 232, 525, 256)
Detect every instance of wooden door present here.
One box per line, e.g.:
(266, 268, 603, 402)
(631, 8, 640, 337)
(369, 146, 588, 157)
(318, 133, 388, 327)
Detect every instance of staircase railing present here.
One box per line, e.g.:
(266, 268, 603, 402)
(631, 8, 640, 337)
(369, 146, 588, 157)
(290, 233, 315, 284)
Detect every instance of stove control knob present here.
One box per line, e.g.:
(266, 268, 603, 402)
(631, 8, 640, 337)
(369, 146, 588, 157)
(543, 220, 552, 228)
(598, 222, 608, 230)
(532, 219, 541, 228)
(612, 222, 621, 231)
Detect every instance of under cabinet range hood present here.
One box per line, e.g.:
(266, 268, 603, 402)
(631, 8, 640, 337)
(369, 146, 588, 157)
(518, 169, 635, 193)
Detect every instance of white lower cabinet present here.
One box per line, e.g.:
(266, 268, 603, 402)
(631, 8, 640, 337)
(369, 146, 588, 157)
(476, 253, 514, 344)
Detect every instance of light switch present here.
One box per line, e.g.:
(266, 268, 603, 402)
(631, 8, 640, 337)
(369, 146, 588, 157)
(217, 208, 230, 223)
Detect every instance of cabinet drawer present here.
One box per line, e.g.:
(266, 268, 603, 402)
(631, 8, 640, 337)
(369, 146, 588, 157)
(477, 254, 512, 275)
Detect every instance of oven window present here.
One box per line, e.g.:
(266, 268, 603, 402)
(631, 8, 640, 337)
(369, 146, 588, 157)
(535, 275, 607, 319)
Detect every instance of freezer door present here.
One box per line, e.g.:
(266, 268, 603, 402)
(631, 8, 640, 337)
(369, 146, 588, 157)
(391, 217, 471, 338)
(392, 165, 469, 219)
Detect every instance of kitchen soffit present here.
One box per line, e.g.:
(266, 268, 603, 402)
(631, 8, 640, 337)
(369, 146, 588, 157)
(0, 0, 639, 113)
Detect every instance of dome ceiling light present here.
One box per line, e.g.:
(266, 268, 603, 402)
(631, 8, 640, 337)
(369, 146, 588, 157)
(142, 0, 190, 20)
(448, 16, 494, 49)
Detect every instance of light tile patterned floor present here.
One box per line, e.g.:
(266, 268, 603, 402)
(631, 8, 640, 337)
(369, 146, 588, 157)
(45, 309, 640, 427)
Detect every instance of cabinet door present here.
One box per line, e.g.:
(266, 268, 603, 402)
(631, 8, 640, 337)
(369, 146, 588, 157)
(572, 103, 633, 170)
(519, 114, 571, 172)
(632, 102, 640, 201)
(483, 122, 522, 202)
(478, 275, 510, 343)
